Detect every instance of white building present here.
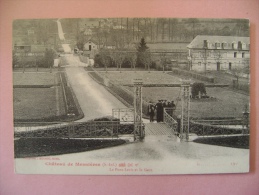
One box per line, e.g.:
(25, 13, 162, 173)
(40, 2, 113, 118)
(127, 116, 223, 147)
(187, 35, 250, 72)
(84, 40, 98, 51)
(83, 40, 98, 58)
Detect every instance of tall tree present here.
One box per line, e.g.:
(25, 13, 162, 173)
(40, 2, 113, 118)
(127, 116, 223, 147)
(136, 38, 149, 68)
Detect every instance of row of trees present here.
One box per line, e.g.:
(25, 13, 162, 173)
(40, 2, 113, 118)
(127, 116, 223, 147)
(93, 38, 170, 71)
(13, 49, 57, 69)
(77, 18, 249, 50)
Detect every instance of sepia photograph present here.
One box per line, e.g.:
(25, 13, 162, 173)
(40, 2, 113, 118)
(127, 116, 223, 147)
(13, 17, 250, 175)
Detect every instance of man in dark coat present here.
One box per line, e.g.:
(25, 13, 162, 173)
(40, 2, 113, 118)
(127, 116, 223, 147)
(156, 100, 163, 122)
(147, 101, 155, 122)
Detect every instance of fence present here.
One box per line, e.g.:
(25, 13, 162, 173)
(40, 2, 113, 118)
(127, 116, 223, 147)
(189, 118, 249, 137)
(14, 121, 136, 139)
(163, 108, 178, 132)
(171, 68, 215, 83)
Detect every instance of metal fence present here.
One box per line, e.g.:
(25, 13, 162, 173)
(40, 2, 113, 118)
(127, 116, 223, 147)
(163, 108, 178, 132)
(189, 119, 249, 137)
(14, 121, 135, 139)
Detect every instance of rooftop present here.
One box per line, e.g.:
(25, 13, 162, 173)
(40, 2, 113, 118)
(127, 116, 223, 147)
(187, 35, 250, 49)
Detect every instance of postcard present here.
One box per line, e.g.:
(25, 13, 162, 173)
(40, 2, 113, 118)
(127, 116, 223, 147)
(13, 18, 250, 175)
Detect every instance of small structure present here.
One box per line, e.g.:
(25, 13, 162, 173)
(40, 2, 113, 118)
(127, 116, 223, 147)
(84, 40, 98, 51)
(83, 40, 98, 58)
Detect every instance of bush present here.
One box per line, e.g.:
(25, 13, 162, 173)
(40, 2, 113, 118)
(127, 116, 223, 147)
(39, 49, 57, 68)
(191, 83, 206, 98)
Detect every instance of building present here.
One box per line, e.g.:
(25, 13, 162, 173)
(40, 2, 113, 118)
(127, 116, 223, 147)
(187, 35, 250, 72)
(83, 40, 98, 58)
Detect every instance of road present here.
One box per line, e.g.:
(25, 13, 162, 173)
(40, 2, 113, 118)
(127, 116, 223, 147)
(64, 55, 127, 121)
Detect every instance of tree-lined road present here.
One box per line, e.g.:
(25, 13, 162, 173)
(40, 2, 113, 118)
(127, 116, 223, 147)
(64, 55, 126, 121)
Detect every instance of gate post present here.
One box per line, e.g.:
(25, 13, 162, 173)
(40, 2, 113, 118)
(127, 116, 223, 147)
(133, 79, 144, 141)
(180, 79, 191, 141)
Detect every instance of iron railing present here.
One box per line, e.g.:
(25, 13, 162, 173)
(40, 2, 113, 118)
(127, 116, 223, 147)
(14, 121, 136, 139)
(189, 119, 249, 137)
(163, 108, 178, 132)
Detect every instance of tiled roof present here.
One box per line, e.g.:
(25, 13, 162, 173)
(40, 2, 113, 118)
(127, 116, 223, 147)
(187, 35, 250, 49)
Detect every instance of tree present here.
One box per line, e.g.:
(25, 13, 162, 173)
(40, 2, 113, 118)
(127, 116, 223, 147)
(76, 32, 85, 50)
(110, 51, 125, 71)
(185, 18, 200, 39)
(191, 83, 207, 99)
(42, 48, 56, 68)
(98, 49, 113, 69)
(136, 38, 149, 68)
(127, 52, 137, 71)
(158, 53, 167, 72)
(231, 58, 250, 88)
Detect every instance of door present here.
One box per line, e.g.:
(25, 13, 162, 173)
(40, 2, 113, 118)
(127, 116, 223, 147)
(229, 63, 232, 70)
(89, 44, 92, 51)
(217, 62, 220, 71)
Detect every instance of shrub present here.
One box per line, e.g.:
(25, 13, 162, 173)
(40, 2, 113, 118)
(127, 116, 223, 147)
(191, 82, 206, 98)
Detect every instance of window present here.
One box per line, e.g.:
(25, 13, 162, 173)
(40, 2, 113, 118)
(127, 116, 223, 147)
(242, 43, 246, 50)
(234, 52, 237, 58)
(216, 42, 221, 48)
(232, 42, 237, 49)
(222, 42, 227, 49)
(242, 52, 245, 58)
(238, 41, 242, 50)
(207, 62, 211, 70)
(203, 40, 208, 48)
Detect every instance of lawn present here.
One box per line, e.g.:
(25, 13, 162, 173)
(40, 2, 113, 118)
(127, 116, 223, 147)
(13, 88, 65, 121)
(13, 71, 83, 122)
(13, 72, 55, 86)
(98, 71, 249, 119)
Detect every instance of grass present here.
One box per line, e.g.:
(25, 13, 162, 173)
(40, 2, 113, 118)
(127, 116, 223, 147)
(13, 70, 83, 122)
(13, 88, 64, 120)
(13, 72, 55, 86)
(14, 138, 126, 158)
(193, 135, 249, 149)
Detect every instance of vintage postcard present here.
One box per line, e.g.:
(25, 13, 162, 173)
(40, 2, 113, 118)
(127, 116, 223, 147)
(13, 18, 250, 175)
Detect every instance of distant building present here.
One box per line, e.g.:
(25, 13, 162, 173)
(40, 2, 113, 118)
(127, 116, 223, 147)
(83, 40, 98, 58)
(187, 35, 250, 72)
(84, 40, 98, 51)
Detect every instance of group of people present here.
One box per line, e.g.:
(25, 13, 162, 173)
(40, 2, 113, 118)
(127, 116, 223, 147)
(147, 100, 176, 122)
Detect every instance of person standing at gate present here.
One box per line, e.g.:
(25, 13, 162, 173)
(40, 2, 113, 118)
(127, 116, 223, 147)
(156, 100, 163, 122)
(147, 101, 155, 122)
(171, 101, 176, 116)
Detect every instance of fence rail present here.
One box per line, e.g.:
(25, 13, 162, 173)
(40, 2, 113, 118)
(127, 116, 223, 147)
(189, 119, 249, 137)
(14, 121, 136, 139)
(163, 108, 178, 132)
